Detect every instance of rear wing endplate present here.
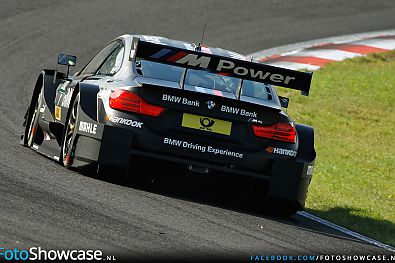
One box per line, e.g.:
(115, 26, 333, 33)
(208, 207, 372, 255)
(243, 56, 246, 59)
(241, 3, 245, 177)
(130, 37, 313, 96)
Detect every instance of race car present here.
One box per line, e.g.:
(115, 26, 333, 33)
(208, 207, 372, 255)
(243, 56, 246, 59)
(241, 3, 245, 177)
(21, 35, 316, 216)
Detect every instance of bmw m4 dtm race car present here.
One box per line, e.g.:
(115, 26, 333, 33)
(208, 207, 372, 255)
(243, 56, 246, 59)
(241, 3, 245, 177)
(22, 35, 316, 216)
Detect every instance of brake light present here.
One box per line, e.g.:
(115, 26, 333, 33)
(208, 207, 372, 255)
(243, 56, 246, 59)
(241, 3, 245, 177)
(251, 122, 296, 143)
(109, 89, 165, 117)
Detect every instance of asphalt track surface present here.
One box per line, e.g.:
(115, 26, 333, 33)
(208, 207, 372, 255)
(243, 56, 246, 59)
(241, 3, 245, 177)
(1, 0, 395, 261)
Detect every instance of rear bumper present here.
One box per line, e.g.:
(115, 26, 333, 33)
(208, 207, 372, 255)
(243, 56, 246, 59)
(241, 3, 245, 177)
(73, 124, 314, 210)
(95, 124, 273, 180)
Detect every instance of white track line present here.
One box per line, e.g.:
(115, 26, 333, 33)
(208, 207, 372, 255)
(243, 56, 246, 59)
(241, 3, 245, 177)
(352, 39, 395, 50)
(253, 29, 395, 252)
(284, 49, 361, 61)
(298, 211, 395, 253)
(265, 61, 321, 71)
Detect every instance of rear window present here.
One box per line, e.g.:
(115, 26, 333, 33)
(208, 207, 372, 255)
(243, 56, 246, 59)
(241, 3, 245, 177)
(136, 59, 183, 83)
(136, 60, 273, 101)
(241, 80, 273, 101)
(184, 68, 240, 97)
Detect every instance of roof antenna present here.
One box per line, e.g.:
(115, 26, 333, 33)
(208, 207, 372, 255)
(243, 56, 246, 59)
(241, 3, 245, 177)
(196, 22, 207, 52)
(247, 54, 254, 62)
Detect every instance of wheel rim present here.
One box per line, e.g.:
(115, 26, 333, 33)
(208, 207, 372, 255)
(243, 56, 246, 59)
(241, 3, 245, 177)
(62, 100, 78, 165)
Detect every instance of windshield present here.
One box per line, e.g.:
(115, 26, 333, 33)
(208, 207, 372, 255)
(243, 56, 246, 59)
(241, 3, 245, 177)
(136, 59, 273, 101)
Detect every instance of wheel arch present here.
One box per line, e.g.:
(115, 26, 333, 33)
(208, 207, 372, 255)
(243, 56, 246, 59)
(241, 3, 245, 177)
(61, 82, 101, 170)
(29, 71, 46, 111)
(77, 82, 100, 122)
(41, 69, 66, 115)
(295, 124, 316, 163)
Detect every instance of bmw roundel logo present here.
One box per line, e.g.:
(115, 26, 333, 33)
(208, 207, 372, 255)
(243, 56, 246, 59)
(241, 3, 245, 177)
(206, 101, 215, 110)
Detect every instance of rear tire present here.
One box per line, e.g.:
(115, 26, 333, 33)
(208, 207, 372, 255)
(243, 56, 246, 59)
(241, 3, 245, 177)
(247, 180, 298, 217)
(60, 93, 80, 168)
(247, 179, 269, 213)
(124, 156, 155, 188)
(265, 197, 298, 217)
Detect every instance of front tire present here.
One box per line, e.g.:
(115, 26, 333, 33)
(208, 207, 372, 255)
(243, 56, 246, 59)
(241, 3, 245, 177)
(24, 88, 43, 147)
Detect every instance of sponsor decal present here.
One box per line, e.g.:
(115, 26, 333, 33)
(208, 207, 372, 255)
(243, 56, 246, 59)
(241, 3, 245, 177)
(135, 37, 312, 94)
(215, 59, 296, 85)
(182, 113, 232, 135)
(164, 137, 243, 158)
(265, 147, 274, 153)
(56, 81, 69, 94)
(55, 82, 73, 108)
(220, 105, 257, 118)
(265, 146, 297, 157)
(250, 118, 263, 125)
(148, 49, 297, 86)
(109, 115, 143, 128)
(171, 53, 210, 68)
(199, 117, 215, 131)
(162, 94, 200, 107)
(55, 106, 61, 121)
(206, 100, 215, 110)
(78, 121, 97, 135)
(60, 91, 73, 107)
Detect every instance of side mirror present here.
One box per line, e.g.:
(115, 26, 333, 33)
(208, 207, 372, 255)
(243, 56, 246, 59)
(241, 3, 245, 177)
(278, 96, 289, 108)
(57, 54, 76, 81)
(57, 54, 76, 67)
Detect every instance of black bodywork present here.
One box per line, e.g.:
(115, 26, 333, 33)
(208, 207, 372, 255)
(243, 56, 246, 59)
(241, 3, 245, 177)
(22, 35, 316, 215)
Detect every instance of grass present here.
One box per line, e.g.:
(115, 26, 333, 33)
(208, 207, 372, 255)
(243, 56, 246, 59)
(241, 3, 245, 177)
(275, 51, 395, 246)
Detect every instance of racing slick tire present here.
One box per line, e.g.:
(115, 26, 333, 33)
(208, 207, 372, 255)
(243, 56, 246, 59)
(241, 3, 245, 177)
(97, 159, 153, 187)
(247, 180, 298, 216)
(23, 84, 44, 148)
(96, 164, 126, 183)
(122, 156, 155, 188)
(265, 197, 298, 217)
(246, 179, 268, 211)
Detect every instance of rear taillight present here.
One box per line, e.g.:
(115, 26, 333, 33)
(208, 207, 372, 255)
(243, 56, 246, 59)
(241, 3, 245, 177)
(109, 89, 165, 117)
(251, 122, 296, 143)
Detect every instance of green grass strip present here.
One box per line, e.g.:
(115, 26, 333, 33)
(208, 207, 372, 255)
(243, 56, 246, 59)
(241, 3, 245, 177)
(276, 51, 395, 246)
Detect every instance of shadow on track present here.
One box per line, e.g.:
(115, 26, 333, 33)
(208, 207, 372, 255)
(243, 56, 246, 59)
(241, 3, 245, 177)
(97, 157, 268, 214)
(86, 157, 386, 248)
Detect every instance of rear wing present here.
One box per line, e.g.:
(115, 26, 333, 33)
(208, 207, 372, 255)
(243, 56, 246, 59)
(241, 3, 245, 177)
(130, 37, 313, 96)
